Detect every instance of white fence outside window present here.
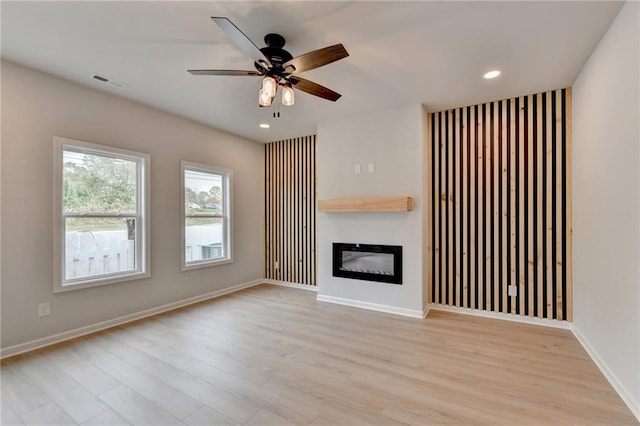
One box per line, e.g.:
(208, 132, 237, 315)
(65, 223, 222, 278)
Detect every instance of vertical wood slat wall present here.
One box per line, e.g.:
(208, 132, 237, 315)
(264, 135, 317, 286)
(428, 88, 572, 321)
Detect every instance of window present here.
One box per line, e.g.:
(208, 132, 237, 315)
(181, 161, 232, 270)
(53, 137, 150, 292)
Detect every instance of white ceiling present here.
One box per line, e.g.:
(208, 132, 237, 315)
(1, 1, 623, 143)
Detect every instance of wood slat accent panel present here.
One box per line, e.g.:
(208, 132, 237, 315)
(318, 196, 412, 213)
(264, 135, 317, 286)
(428, 88, 572, 321)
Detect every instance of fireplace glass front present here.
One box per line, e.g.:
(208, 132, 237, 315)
(332, 243, 402, 284)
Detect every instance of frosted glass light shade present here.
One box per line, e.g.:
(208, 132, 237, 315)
(282, 86, 295, 106)
(258, 88, 273, 107)
(261, 76, 277, 98)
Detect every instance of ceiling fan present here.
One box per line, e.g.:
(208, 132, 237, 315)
(188, 17, 349, 107)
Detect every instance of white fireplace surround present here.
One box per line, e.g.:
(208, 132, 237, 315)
(316, 104, 427, 315)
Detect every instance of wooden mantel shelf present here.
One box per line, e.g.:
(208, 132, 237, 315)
(318, 196, 412, 213)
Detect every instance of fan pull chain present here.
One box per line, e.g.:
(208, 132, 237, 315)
(272, 96, 281, 118)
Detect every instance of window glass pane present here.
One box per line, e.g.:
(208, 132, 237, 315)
(63, 149, 137, 214)
(184, 169, 223, 215)
(64, 217, 137, 281)
(185, 217, 224, 263)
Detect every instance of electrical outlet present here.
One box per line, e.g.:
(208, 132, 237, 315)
(354, 164, 361, 174)
(38, 302, 51, 317)
(508, 285, 518, 297)
(274, 261, 279, 270)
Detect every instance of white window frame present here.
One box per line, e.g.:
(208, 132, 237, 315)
(181, 160, 233, 270)
(53, 137, 150, 293)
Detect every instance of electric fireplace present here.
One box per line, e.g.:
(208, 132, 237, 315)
(332, 243, 402, 284)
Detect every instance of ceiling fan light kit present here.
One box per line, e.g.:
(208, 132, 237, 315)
(261, 76, 277, 98)
(258, 87, 274, 107)
(188, 17, 349, 108)
(282, 84, 295, 106)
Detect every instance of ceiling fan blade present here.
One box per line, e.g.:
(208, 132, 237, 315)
(211, 17, 272, 69)
(188, 69, 262, 76)
(283, 44, 348, 74)
(288, 76, 342, 102)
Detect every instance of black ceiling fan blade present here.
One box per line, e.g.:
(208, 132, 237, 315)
(211, 17, 272, 69)
(283, 44, 348, 74)
(188, 69, 262, 76)
(288, 76, 342, 102)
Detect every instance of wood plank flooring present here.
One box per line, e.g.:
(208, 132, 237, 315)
(1, 284, 637, 425)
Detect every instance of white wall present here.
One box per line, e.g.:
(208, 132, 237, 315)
(316, 105, 424, 315)
(1, 61, 263, 350)
(572, 1, 639, 417)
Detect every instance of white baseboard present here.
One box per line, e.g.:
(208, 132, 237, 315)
(422, 304, 430, 319)
(0, 279, 264, 359)
(572, 326, 640, 422)
(428, 303, 572, 329)
(263, 279, 318, 292)
(316, 294, 424, 318)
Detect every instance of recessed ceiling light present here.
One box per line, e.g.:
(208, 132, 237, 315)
(484, 70, 501, 79)
(259, 123, 270, 129)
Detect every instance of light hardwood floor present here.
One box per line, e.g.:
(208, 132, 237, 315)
(2, 284, 637, 425)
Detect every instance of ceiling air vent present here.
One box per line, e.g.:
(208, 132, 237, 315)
(91, 74, 127, 89)
(92, 74, 108, 82)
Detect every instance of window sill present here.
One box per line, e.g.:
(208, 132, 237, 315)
(182, 257, 233, 272)
(54, 271, 150, 293)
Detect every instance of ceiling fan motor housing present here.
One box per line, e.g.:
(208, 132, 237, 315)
(255, 33, 294, 76)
